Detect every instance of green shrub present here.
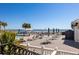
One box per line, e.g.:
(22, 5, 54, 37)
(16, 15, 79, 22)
(14, 40, 22, 45)
(0, 31, 16, 44)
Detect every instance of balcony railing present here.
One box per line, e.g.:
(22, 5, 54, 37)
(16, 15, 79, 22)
(0, 44, 40, 55)
(0, 44, 78, 55)
(19, 44, 79, 55)
(54, 50, 78, 55)
(27, 45, 54, 55)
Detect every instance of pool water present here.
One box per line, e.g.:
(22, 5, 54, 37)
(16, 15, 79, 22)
(16, 36, 24, 40)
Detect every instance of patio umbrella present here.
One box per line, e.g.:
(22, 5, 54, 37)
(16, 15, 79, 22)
(48, 28, 50, 37)
(53, 28, 55, 34)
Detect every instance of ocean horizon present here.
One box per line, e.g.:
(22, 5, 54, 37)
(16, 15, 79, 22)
(5, 29, 71, 32)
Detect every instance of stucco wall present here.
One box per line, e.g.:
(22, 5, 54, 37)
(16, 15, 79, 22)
(71, 19, 79, 42)
(74, 28, 79, 42)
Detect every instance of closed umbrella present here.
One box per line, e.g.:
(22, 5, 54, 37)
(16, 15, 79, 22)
(48, 28, 50, 37)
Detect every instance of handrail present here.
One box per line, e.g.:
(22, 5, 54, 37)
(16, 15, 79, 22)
(58, 50, 78, 54)
(0, 44, 78, 55)
(28, 45, 54, 51)
(0, 44, 40, 55)
(26, 45, 54, 55)
(55, 50, 78, 55)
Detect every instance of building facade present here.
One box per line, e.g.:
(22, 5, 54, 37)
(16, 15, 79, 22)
(71, 19, 79, 42)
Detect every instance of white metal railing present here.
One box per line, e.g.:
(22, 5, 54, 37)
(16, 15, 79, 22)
(51, 50, 57, 55)
(26, 45, 54, 55)
(55, 50, 78, 55)
(21, 43, 78, 55)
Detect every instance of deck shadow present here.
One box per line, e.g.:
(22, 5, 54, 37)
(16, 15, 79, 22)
(63, 40, 79, 49)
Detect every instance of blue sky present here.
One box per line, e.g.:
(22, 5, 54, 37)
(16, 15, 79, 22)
(0, 3, 79, 29)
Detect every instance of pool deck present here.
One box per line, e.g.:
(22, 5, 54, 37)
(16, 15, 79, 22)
(21, 35, 79, 54)
(29, 39, 79, 53)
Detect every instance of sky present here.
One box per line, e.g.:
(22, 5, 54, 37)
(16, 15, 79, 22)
(0, 3, 79, 29)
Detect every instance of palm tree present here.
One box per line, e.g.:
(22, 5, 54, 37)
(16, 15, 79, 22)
(2, 22, 7, 30)
(22, 23, 31, 30)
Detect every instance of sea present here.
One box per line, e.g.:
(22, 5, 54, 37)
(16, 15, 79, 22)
(14, 29, 70, 40)
(6, 29, 70, 32)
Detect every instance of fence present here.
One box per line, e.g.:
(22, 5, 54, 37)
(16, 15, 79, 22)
(26, 44, 78, 55)
(52, 50, 78, 55)
(0, 44, 78, 55)
(27, 45, 54, 55)
(0, 44, 40, 55)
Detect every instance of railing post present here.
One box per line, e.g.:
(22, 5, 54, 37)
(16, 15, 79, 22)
(41, 45, 44, 55)
(1, 45, 4, 54)
(26, 43, 30, 50)
(51, 47, 58, 55)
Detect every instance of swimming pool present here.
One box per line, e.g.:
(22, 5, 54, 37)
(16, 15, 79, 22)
(16, 36, 25, 40)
